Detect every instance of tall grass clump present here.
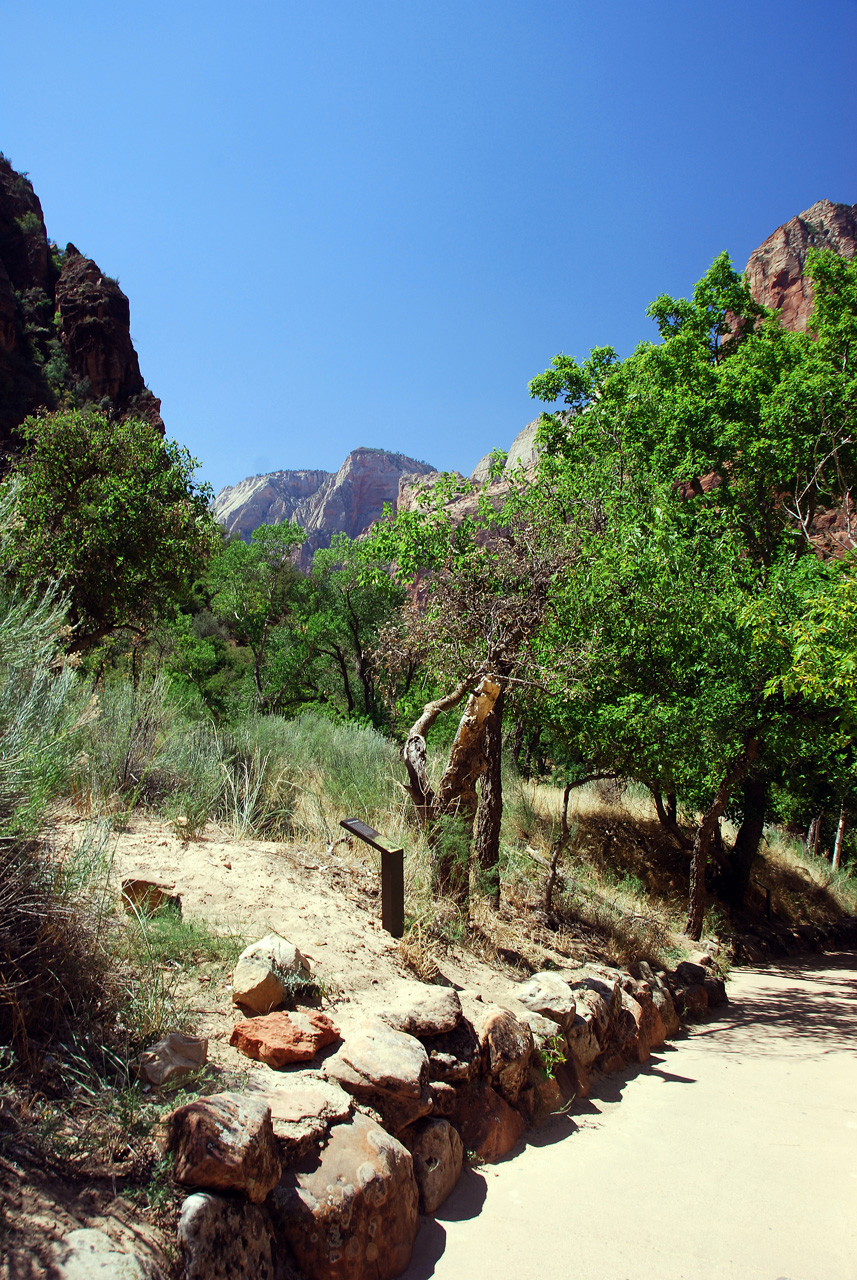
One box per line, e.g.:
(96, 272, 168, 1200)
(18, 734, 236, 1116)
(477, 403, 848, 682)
(0, 571, 114, 1062)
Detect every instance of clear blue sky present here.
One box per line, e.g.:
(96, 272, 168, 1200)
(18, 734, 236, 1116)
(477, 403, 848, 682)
(1, 1, 855, 494)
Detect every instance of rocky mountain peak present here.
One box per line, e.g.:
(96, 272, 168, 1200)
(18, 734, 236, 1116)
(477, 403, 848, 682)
(744, 198, 857, 331)
(213, 447, 436, 568)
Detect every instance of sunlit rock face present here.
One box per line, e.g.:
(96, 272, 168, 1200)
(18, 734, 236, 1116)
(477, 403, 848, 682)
(213, 447, 436, 566)
(744, 198, 857, 331)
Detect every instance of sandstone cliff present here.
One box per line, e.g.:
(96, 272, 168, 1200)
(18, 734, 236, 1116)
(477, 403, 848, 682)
(216, 200, 857, 556)
(0, 155, 162, 450)
(214, 448, 436, 567)
(744, 198, 857, 331)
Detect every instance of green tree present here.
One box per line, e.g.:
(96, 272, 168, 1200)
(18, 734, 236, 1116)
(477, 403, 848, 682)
(2, 410, 216, 652)
(526, 249, 857, 936)
(207, 522, 306, 713)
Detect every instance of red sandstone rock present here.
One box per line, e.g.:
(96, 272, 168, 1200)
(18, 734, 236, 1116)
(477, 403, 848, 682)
(450, 1082, 525, 1164)
(744, 199, 857, 332)
(230, 1010, 339, 1068)
(164, 1092, 281, 1204)
(269, 1111, 419, 1280)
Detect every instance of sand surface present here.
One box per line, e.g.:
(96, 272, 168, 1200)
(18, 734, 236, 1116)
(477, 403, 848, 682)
(403, 954, 857, 1280)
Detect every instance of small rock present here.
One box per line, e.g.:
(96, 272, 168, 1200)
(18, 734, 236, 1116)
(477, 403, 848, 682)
(702, 975, 728, 1007)
(164, 1092, 281, 1204)
(121, 879, 179, 917)
(401, 1117, 463, 1214)
(673, 960, 709, 988)
(178, 1193, 276, 1280)
(232, 933, 311, 1015)
(638, 962, 681, 1038)
(269, 1111, 419, 1280)
(619, 987, 666, 1063)
(138, 1032, 207, 1087)
(676, 984, 709, 1019)
(449, 1082, 524, 1164)
(565, 1013, 601, 1067)
(519, 1010, 566, 1051)
(374, 981, 462, 1036)
(230, 1010, 339, 1068)
(428, 1081, 458, 1116)
(53, 1229, 165, 1280)
(514, 971, 576, 1030)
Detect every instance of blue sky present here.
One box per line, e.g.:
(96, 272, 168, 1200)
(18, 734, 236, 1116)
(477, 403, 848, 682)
(1, 1, 855, 494)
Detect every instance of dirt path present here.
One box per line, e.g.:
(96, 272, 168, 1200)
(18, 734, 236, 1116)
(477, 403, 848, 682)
(404, 954, 857, 1280)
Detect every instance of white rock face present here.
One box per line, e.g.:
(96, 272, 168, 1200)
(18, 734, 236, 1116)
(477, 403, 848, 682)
(213, 448, 436, 565)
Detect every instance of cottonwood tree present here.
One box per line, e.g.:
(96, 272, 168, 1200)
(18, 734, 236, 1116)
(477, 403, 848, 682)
(375, 478, 572, 899)
(527, 249, 857, 936)
(2, 410, 216, 653)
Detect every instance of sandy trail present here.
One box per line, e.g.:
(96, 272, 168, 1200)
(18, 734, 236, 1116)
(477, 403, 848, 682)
(404, 954, 857, 1280)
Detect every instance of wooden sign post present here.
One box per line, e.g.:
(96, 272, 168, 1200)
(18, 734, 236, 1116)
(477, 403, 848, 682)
(339, 818, 405, 938)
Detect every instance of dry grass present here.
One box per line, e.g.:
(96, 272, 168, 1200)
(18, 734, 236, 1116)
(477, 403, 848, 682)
(754, 831, 857, 926)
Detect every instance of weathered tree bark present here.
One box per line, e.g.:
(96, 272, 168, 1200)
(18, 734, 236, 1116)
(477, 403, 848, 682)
(807, 811, 824, 858)
(833, 808, 847, 871)
(723, 775, 767, 908)
(402, 676, 503, 895)
(473, 686, 505, 908)
(666, 791, 677, 825)
(685, 738, 759, 940)
(402, 679, 473, 825)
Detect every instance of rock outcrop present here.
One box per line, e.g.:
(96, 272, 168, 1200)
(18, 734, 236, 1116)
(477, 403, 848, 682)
(213, 447, 436, 567)
(744, 199, 857, 331)
(0, 154, 162, 449)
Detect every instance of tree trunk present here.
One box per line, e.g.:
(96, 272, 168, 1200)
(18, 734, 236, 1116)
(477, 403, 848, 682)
(402, 676, 503, 896)
(473, 687, 505, 908)
(833, 808, 847, 871)
(666, 791, 677, 824)
(433, 678, 502, 894)
(807, 811, 823, 858)
(545, 782, 572, 913)
(724, 775, 767, 908)
(685, 738, 759, 940)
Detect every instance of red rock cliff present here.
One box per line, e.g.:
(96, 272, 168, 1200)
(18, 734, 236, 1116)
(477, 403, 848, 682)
(0, 155, 162, 450)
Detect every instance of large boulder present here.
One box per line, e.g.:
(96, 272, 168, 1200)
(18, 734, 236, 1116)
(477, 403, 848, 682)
(178, 1193, 277, 1280)
(470, 1006, 533, 1106)
(373, 981, 462, 1036)
(449, 1082, 525, 1163)
(269, 1111, 419, 1280)
(400, 1116, 464, 1214)
(230, 1010, 339, 1068)
(243, 1073, 353, 1165)
(232, 933, 311, 1015)
(163, 1093, 281, 1204)
(423, 1017, 481, 1084)
(637, 962, 681, 1038)
(52, 1229, 165, 1280)
(324, 1017, 433, 1133)
(513, 972, 576, 1031)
